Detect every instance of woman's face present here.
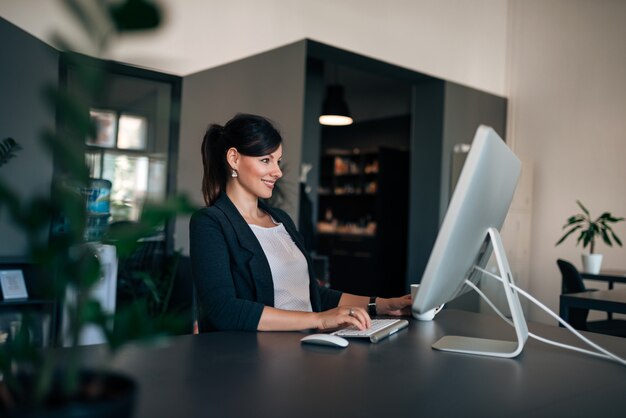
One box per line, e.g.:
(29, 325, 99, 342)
(230, 145, 283, 200)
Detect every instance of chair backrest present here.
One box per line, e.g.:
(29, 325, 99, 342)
(165, 255, 196, 334)
(556, 259, 589, 330)
(312, 254, 330, 288)
(557, 259, 586, 294)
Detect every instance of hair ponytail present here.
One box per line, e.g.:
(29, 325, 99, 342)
(201, 124, 227, 206)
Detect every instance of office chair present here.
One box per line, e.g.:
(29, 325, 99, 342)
(557, 259, 626, 337)
(164, 255, 197, 335)
(312, 254, 330, 288)
(116, 238, 166, 303)
(116, 238, 196, 334)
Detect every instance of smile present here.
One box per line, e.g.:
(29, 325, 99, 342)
(262, 179, 275, 188)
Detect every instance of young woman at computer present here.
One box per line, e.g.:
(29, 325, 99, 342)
(189, 113, 411, 333)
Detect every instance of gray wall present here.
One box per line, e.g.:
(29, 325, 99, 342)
(440, 82, 507, 219)
(300, 58, 324, 233)
(0, 18, 58, 259)
(406, 80, 445, 287)
(406, 79, 507, 312)
(175, 40, 308, 254)
(435, 82, 508, 312)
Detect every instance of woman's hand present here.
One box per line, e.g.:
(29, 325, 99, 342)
(315, 306, 371, 331)
(375, 295, 412, 316)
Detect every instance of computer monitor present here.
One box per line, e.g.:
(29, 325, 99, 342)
(413, 125, 527, 358)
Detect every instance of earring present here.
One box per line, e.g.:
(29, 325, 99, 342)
(231, 169, 238, 178)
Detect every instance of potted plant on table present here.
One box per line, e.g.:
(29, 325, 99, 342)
(556, 200, 624, 274)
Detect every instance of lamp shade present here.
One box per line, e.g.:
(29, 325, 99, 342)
(319, 85, 353, 126)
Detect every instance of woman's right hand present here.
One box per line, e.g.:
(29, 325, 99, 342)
(315, 306, 371, 331)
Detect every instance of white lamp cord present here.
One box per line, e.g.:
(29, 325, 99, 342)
(467, 266, 626, 367)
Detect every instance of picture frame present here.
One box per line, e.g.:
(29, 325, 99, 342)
(0, 269, 29, 300)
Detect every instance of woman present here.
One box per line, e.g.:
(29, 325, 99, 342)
(189, 113, 411, 332)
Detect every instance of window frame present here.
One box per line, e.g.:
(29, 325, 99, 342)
(58, 54, 182, 255)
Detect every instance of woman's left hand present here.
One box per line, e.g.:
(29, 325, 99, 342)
(375, 295, 412, 316)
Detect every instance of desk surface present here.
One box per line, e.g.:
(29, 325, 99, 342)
(560, 288, 626, 314)
(581, 269, 626, 284)
(102, 310, 626, 418)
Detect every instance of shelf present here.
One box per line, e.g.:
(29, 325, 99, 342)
(0, 299, 56, 306)
(318, 192, 376, 197)
(322, 150, 378, 158)
(317, 231, 376, 238)
(323, 173, 359, 178)
(321, 172, 378, 178)
(0, 300, 57, 347)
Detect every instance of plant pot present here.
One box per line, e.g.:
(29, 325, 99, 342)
(1, 370, 137, 418)
(581, 253, 603, 274)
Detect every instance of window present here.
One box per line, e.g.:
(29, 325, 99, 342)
(86, 108, 165, 222)
(61, 58, 181, 249)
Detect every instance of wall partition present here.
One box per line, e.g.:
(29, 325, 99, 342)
(176, 39, 507, 309)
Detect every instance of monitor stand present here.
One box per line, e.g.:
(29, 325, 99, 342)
(432, 227, 529, 358)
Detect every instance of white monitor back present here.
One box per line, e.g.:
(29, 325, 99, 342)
(414, 125, 521, 313)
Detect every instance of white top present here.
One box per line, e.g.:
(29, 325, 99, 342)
(249, 222, 313, 312)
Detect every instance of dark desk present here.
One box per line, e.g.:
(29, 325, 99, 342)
(102, 310, 626, 418)
(560, 288, 626, 323)
(581, 269, 626, 289)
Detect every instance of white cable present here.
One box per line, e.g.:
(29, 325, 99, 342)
(464, 279, 612, 362)
(474, 267, 626, 366)
(469, 267, 626, 366)
(475, 269, 626, 366)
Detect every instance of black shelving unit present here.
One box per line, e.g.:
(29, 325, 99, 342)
(0, 263, 57, 347)
(0, 299, 57, 347)
(316, 147, 409, 297)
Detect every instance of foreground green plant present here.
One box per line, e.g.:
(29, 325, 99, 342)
(0, 0, 196, 412)
(0, 137, 22, 168)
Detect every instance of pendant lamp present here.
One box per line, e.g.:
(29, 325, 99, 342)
(319, 84, 353, 126)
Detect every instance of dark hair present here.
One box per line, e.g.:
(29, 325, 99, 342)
(201, 113, 283, 206)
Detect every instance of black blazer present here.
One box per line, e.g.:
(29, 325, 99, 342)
(189, 193, 342, 331)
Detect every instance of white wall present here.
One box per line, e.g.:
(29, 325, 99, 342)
(0, 0, 509, 96)
(506, 0, 626, 322)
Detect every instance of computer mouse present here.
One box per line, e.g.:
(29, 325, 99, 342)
(300, 334, 349, 348)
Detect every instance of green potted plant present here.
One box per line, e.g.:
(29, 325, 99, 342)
(0, 174, 194, 417)
(556, 200, 624, 274)
(0, 1, 196, 416)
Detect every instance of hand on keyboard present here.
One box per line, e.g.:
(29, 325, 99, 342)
(316, 306, 371, 331)
(331, 319, 409, 343)
(334, 319, 401, 337)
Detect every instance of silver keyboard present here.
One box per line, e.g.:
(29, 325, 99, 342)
(332, 319, 408, 343)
